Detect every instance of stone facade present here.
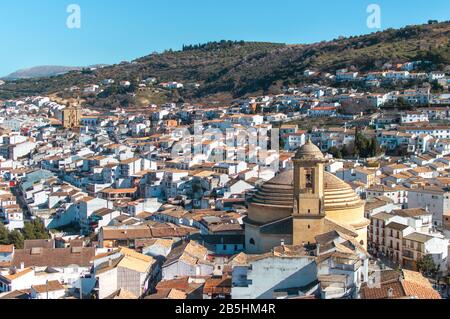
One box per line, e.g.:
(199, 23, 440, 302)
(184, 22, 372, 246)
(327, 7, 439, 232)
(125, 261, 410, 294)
(245, 141, 369, 253)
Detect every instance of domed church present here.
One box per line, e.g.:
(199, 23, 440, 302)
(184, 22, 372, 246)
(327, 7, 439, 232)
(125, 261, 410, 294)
(245, 140, 369, 254)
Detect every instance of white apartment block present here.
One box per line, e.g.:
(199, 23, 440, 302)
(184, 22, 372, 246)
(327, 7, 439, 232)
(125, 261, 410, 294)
(408, 187, 450, 227)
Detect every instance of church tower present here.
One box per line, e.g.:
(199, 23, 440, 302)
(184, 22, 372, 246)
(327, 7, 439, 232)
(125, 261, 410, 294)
(292, 139, 328, 245)
(62, 98, 81, 129)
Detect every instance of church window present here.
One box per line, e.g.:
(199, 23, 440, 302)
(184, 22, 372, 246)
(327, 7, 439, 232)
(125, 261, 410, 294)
(306, 169, 313, 188)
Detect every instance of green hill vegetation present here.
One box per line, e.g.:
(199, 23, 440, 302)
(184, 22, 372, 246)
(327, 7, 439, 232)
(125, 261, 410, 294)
(1, 21, 449, 105)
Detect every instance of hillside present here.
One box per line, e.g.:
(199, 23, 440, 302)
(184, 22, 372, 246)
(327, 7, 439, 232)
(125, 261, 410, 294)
(1, 22, 449, 104)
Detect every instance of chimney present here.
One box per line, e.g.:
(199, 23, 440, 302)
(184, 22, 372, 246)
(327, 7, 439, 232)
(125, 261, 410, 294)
(387, 287, 394, 298)
(108, 259, 113, 267)
(20, 262, 25, 271)
(281, 239, 285, 247)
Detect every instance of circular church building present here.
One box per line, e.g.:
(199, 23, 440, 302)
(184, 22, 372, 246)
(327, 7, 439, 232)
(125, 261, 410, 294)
(245, 140, 369, 254)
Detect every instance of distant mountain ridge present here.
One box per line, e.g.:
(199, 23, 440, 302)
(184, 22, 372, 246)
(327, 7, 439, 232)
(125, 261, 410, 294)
(3, 65, 108, 80)
(3, 66, 83, 80)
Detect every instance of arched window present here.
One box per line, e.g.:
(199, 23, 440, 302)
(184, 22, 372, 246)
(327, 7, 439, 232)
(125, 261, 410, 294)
(306, 169, 313, 188)
(360, 240, 364, 246)
(249, 238, 256, 245)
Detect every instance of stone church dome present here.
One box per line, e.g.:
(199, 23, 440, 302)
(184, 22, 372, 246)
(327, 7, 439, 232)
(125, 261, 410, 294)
(294, 139, 324, 160)
(245, 148, 369, 254)
(248, 170, 365, 224)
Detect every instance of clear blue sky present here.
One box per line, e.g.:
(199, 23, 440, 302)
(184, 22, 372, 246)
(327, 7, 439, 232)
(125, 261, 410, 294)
(0, 0, 449, 77)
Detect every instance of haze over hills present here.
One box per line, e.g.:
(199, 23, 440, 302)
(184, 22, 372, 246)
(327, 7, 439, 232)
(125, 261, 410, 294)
(2, 65, 109, 80)
(3, 66, 82, 80)
(0, 21, 449, 103)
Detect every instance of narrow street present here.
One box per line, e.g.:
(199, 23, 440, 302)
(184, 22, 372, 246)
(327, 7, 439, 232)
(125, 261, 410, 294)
(11, 185, 32, 221)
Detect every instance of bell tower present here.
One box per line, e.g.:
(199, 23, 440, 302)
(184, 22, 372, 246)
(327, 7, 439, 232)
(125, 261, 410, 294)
(292, 139, 327, 245)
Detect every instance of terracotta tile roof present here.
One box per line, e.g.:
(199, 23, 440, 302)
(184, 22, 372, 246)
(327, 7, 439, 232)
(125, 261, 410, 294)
(101, 188, 137, 194)
(92, 208, 115, 217)
(135, 211, 152, 220)
(402, 270, 436, 288)
(31, 280, 64, 294)
(164, 241, 209, 267)
(105, 289, 137, 299)
(209, 223, 243, 233)
(95, 256, 123, 275)
(79, 196, 95, 203)
(361, 281, 406, 299)
(401, 280, 441, 299)
(163, 288, 186, 299)
(24, 239, 55, 249)
(385, 222, 410, 231)
(361, 270, 441, 299)
(93, 249, 120, 261)
(393, 208, 431, 218)
(150, 227, 196, 238)
(102, 226, 152, 240)
(230, 252, 249, 265)
(117, 247, 156, 273)
(136, 238, 174, 249)
(0, 268, 33, 282)
(145, 288, 188, 299)
(404, 232, 433, 243)
(11, 247, 95, 268)
(0, 244, 14, 253)
(0, 289, 31, 299)
(102, 223, 197, 242)
(203, 276, 232, 295)
(154, 277, 204, 295)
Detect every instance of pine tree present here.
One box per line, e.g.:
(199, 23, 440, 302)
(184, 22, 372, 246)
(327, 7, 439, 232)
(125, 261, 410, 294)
(8, 230, 24, 249)
(370, 137, 380, 157)
(32, 219, 50, 239)
(23, 222, 36, 240)
(0, 223, 9, 245)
